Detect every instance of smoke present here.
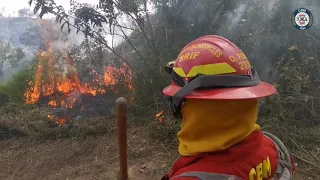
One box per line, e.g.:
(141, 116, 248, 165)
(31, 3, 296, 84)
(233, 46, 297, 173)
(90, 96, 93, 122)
(215, 0, 320, 80)
(0, 17, 85, 84)
(3, 0, 320, 83)
(46, 18, 84, 49)
(0, 7, 132, 85)
(0, 44, 34, 84)
(227, 3, 248, 31)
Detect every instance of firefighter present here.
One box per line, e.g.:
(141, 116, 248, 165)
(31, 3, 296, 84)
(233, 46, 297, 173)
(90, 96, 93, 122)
(161, 35, 295, 180)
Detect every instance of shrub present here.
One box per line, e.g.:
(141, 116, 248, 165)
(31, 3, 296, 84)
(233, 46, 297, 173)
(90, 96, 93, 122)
(0, 64, 36, 111)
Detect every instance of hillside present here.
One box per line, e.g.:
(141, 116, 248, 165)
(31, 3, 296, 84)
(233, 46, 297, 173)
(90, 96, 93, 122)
(0, 16, 83, 49)
(0, 17, 37, 48)
(0, 0, 320, 180)
(0, 16, 85, 83)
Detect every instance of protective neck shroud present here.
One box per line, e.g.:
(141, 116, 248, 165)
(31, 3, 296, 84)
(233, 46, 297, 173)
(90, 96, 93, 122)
(178, 99, 260, 156)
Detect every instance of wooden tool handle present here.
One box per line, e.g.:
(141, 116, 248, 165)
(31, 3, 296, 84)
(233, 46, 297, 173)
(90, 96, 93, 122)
(116, 97, 128, 180)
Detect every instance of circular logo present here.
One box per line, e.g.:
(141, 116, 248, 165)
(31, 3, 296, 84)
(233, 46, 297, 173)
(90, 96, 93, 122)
(292, 8, 313, 30)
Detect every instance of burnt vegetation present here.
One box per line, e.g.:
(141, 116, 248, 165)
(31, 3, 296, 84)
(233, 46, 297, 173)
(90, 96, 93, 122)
(0, 0, 319, 178)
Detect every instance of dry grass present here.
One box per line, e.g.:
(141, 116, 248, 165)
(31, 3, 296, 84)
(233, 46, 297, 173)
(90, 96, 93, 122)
(0, 108, 179, 180)
(259, 117, 320, 179)
(0, 116, 178, 180)
(0, 108, 116, 140)
(0, 108, 319, 180)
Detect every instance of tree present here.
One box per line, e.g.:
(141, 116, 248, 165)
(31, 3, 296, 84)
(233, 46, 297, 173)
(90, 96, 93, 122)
(27, 0, 320, 105)
(19, 21, 43, 49)
(18, 8, 36, 18)
(27, 0, 155, 74)
(0, 7, 5, 17)
(0, 40, 25, 76)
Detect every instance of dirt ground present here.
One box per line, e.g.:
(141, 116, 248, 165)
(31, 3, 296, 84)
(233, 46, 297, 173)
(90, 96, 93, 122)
(0, 123, 317, 180)
(0, 124, 178, 180)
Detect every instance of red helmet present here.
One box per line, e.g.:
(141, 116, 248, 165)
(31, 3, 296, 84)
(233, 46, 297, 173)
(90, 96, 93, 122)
(163, 35, 276, 116)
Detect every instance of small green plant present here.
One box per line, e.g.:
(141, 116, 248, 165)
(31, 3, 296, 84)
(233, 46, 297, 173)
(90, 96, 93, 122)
(0, 64, 35, 111)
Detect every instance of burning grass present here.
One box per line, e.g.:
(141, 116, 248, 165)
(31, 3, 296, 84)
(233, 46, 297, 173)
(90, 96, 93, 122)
(0, 107, 117, 140)
(22, 48, 135, 126)
(16, 25, 136, 127)
(24, 55, 135, 107)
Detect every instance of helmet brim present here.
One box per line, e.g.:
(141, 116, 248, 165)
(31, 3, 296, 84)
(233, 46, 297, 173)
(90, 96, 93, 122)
(162, 81, 277, 100)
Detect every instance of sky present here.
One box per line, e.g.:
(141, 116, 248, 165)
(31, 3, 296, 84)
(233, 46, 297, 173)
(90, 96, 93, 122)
(0, 0, 155, 17)
(0, 0, 99, 16)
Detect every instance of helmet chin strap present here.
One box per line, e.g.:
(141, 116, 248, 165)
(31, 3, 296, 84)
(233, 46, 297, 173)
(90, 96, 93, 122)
(164, 94, 183, 119)
(166, 68, 260, 119)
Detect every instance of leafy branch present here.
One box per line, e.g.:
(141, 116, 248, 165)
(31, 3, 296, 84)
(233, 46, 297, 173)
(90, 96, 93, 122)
(28, 0, 141, 76)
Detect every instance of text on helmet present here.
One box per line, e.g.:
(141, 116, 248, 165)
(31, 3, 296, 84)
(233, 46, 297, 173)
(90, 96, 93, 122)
(177, 43, 223, 62)
(178, 52, 201, 62)
(229, 52, 252, 70)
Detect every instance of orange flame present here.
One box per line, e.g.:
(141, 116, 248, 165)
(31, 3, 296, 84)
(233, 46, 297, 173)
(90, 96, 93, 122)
(24, 22, 135, 126)
(48, 114, 66, 126)
(48, 100, 57, 107)
(56, 118, 67, 126)
(156, 111, 164, 122)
